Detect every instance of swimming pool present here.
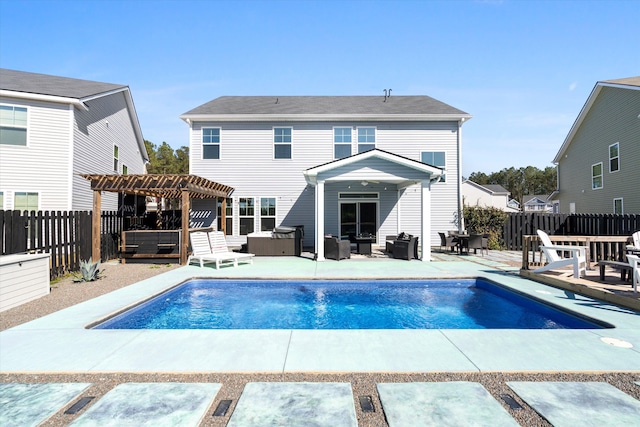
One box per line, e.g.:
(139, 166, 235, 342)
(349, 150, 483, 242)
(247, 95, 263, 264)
(94, 279, 607, 330)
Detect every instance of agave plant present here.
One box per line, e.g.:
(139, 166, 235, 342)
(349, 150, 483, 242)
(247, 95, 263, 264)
(73, 258, 103, 282)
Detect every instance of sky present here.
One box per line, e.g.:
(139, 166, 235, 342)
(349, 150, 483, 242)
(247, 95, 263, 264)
(1, 0, 638, 176)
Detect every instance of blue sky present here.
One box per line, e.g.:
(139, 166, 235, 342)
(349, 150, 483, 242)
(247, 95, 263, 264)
(1, 0, 638, 176)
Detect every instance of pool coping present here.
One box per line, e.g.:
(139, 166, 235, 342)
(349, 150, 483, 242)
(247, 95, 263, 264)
(2, 257, 640, 374)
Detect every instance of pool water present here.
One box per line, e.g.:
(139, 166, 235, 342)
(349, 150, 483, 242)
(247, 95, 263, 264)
(94, 279, 606, 330)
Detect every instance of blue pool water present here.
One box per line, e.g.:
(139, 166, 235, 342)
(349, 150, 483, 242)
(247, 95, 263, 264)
(94, 279, 606, 330)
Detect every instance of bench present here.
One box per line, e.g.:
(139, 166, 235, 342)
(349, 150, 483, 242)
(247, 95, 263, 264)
(598, 260, 632, 281)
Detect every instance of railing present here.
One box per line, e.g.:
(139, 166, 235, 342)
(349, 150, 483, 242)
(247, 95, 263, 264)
(521, 234, 631, 270)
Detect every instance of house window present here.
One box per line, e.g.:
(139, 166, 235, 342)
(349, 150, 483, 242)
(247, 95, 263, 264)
(609, 142, 619, 173)
(614, 198, 623, 214)
(14, 192, 38, 213)
(357, 127, 375, 153)
(592, 162, 603, 189)
(274, 127, 292, 159)
(217, 197, 233, 235)
(202, 128, 220, 159)
(334, 127, 352, 159)
(0, 191, 4, 209)
(239, 197, 254, 235)
(0, 105, 28, 146)
(122, 165, 128, 175)
(421, 151, 446, 182)
(113, 145, 119, 171)
(260, 197, 276, 231)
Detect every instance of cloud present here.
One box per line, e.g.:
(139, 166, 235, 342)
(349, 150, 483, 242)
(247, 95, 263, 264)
(569, 82, 578, 91)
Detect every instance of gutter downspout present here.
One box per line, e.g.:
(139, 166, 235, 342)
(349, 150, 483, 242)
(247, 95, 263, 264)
(457, 118, 465, 232)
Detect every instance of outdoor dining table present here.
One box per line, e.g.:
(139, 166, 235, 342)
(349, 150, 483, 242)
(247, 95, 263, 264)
(450, 233, 469, 254)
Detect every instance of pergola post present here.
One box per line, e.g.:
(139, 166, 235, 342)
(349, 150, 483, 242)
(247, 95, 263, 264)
(181, 189, 190, 265)
(92, 190, 101, 262)
(221, 197, 227, 235)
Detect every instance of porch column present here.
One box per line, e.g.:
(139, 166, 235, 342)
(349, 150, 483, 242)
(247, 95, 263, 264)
(315, 180, 325, 261)
(420, 179, 431, 261)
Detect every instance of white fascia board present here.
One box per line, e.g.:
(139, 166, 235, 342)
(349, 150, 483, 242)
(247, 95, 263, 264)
(0, 89, 87, 110)
(180, 113, 472, 123)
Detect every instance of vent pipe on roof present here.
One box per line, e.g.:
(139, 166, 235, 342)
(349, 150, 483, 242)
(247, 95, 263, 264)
(383, 88, 392, 102)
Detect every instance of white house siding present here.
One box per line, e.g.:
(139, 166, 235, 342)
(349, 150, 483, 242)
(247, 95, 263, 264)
(557, 86, 640, 213)
(189, 121, 460, 247)
(72, 92, 147, 211)
(0, 97, 72, 211)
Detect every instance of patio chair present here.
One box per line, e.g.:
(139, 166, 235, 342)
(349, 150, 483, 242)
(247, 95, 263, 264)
(467, 233, 488, 256)
(385, 235, 397, 254)
(438, 232, 457, 252)
(324, 236, 351, 260)
(208, 231, 254, 266)
(188, 231, 252, 269)
(627, 231, 640, 254)
(534, 230, 586, 279)
(393, 236, 419, 260)
(627, 254, 640, 293)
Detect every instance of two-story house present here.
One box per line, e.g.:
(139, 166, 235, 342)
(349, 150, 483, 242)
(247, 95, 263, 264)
(181, 95, 471, 261)
(551, 76, 640, 214)
(0, 69, 148, 212)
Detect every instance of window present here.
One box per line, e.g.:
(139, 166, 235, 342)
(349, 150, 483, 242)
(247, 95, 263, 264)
(113, 145, 119, 172)
(217, 197, 233, 235)
(14, 192, 38, 212)
(274, 127, 292, 159)
(609, 142, 619, 173)
(421, 151, 446, 182)
(0, 105, 27, 146)
(357, 127, 375, 153)
(260, 197, 276, 231)
(0, 191, 4, 209)
(614, 198, 623, 214)
(203, 128, 220, 159)
(122, 164, 128, 175)
(334, 127, 352, 159)
(239, 197, 254, 235)
(592, 162, 603, 189)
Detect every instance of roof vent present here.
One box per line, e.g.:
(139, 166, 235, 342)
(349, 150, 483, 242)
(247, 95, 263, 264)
(383, 88, 392, 102)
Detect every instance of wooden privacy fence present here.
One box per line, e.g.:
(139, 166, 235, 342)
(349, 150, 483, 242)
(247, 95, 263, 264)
(0, 210, 123, 279)
(503, 213, 640, 251)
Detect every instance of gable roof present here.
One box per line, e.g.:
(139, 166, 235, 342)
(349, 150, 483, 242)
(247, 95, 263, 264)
(523, 195, 552, 204)
(181, 96, 471, 122)
(462, 180, 510, 195)
(553, 76, 640, 163)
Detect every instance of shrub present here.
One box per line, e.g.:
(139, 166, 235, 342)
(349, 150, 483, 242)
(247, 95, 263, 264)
(463, 206, 508, 249)
(73, 258, 103, 282)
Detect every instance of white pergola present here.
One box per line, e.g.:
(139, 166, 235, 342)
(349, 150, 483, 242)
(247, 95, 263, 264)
(303, 149, 443, 262)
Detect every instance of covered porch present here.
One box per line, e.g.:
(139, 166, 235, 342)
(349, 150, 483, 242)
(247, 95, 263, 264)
(303, 149, 444, 262)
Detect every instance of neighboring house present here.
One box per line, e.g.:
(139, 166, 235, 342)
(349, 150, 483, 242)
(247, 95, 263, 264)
(181, 95, 471, 261)
(523, 195, 558, 213)
(551, 76, 640, 214)
(461, 180, 519, 212)
(0, 69, 148, 212)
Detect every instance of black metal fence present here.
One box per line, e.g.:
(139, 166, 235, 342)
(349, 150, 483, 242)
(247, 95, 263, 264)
(0, 210, 123, 279)
(503, 212, 640, 250)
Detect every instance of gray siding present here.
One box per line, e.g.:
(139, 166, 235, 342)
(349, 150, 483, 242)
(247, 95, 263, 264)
(189, 121, 460, 246)
(558, 86, 640, 213)
(72, 92, 147, 210)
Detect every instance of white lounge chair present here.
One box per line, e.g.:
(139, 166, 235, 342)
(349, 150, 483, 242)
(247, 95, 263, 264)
(627, 254, 640, 293)
(188, 231, 252, 269)
(534, 229, 587, 279)
(627, 231, 640, 253)
(207, 231, 254, 267)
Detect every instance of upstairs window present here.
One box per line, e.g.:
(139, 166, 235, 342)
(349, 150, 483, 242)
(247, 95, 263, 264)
(334, 127, 352, 159)
(609, 142, 619, 173)
(357, 127, 375, 153)
(0, 105, 28, 146)
(274, 127, 292, 159)
(0, 191, 4, 209)
(202, 128, 220, 159)
(592, 162, 603, 189)
(260, 197, 276, 231)
(122, 164, 128, 175)
(421, 151, 446, 182)
(113, 145, 119, 171)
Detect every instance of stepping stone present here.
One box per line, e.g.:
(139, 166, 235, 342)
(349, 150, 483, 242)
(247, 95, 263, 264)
(69, 382, 221, 427)
(377, 382, 518, 426)
(507, 381, 640, 426)
(227, 382, 357, 427)
(0, 383, 91, 427)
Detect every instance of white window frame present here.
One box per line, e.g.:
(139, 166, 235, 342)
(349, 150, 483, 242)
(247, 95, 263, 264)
(122, 164, 128, 175)
(357, 127, 376, 153)
(609, 142, 620, 173)
(113, 144, 119, 172)
(202, 127, 221, 160)
(421, 151, 447, 182)
(260, 197, 277, 231)
(238, 197, 255, 235)
(333, 127, 352, 159)
(0, 104, 28, 146)
(591, 162, 603, 190)
(14, 191, 39, 213)
(273, 127, 292, 159)
(0, 191, 4, 209)
(613, 198, 623, 214)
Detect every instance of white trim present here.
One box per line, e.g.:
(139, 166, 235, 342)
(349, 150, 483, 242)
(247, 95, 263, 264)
(0, 90, 87, 110)
(0, 103, 29, 147)
(181, 113, 472, 123)
(66, 104, 74, 210)
(13, 190, 40, 212)
(356, 126, 376, 153)
(332, 126, 352, 159)
(337, 199, 379, 243)
(202, 127, 221, 160)
(609, 141, 620, 173)
(273, 126, 293, 160)
(592, 161, 603, 190)
(259, 196, 277, 231)
(613, 197, 624, 214)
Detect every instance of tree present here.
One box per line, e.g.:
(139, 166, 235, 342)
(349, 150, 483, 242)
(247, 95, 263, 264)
(467, 166, 557, 206)
(144, 140, 189, 174)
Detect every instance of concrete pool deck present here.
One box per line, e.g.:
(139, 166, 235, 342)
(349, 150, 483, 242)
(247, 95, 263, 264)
(2, 255, 640, 374)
